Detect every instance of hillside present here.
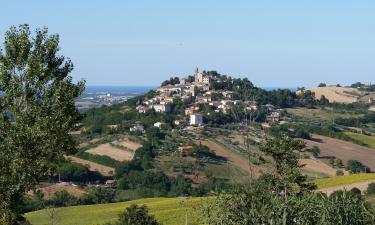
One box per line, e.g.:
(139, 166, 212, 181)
(307, 86, 364, 103)
(304, 134, 375, 171)
(25, 197, 202, 225)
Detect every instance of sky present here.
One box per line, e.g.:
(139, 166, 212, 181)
(1, 1, 374, 87)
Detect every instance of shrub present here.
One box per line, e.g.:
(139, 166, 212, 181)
(366, 182, 375, 196)
(106, 204, 160, 225)
(336, 170, 344, 176)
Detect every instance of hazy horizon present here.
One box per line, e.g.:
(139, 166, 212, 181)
(2, 1, 374, 87)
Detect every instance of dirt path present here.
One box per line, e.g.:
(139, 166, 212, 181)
(318, 179, 375, 195)
(197, 139, 264, 175)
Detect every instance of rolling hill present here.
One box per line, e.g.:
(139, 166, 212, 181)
(25, 197, 203, 225)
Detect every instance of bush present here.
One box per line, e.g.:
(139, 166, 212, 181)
(366, 182, 375, 196)
(106, 204, 160, 225)
(347, 160, 370, 173)
(336, 170, 344, 176)
(79, 187, 115, 204)
(311, 146, 320, 158)
(50, 190, 77, 207)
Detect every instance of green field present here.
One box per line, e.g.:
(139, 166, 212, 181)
(344, 132, 375, 149)
(25, 197, 203, 225)
(314, 173, 375, 189)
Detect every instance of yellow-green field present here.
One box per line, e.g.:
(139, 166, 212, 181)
(314, 173, 375, 189)
(344, 132, 375, 149)
(25, 197, 203, 225)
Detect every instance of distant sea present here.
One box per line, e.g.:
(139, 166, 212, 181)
(84, 86, 156, 95)
(84, 86, 297, 95)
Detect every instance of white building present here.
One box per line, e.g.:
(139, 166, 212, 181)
(154, 122, 165, 128)
(152, 104, 171, 113)
(190, 114, 203, 126)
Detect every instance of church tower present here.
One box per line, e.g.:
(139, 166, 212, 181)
(194, 66, 203, 83)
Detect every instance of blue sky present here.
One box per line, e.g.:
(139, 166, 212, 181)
(1, 1, 374, 87)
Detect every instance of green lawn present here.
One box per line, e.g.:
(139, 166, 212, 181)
(344, 132, 375, 149)
(314, 173, 375, 189)
(25, 197, 203, 225)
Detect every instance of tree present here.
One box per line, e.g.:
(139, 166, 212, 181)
(260, 135, 316, 196)
(311, 146, 320, 158)
(110, 204, 161, 225)
(318, 83, 327, 87)
(0, 24, 84, 224)
(347, 160, 369, 173)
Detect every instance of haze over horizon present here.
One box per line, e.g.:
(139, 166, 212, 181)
(1, 1, 374, 87)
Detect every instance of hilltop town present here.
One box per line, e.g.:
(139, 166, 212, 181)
(135, 67, 281, 129)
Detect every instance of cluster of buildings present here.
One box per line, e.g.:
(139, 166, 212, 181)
(135, 67, 281, 127)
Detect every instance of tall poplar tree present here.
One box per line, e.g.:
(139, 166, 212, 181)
(0, 24, 84, 224)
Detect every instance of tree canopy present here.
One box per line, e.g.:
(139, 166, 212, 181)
(0, 24, 84, 224)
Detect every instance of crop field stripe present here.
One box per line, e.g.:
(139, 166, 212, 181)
(314, 173, 375, 189)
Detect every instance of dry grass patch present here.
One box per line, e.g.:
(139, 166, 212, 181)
(86, 138, 142, 161)
(307, 86, 363, 103)
(300, 158, 344, 177)
(29, 183, 86, 199)
(66, 156, 115, 176)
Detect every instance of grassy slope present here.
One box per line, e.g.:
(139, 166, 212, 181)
(344, 132, 375, 149)
(314, 173, 375, 189)
(25, 197, 203, 225)
(27, 174, 375, 224)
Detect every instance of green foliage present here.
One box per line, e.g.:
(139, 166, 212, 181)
(56, 161, 106, 182)
(0, 24, 84, 224)
(79, 187, 116, 205)
(202, 183, 375, 225)
(260, 135, 316, 194)
(161, 77, 179, 87)
(347, 160, 370, 173)
(311, 146, 320, 158)
(202, 135, 375, 225)
(107, 204, 161, 225)
(366, 183, 375, 196)
(76, 149, 120, 167)
(51, 190, 77, 207)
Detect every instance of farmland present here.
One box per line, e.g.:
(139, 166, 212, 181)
(314, 173, 375, 189)
(307, 86, 363, 104)
(287, 107, 362, 122)
(300, 158, 342, 177)
(25, 197, 202, 225)
(66, 156, 115, 176)
(344, 132, 375, 149)
(304, 134, 375, 171)
(86, 138, 142, 161)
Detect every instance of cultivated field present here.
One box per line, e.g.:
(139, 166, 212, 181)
(25, 197, 202, 225)
(314, 173, 375, 189)
(344, 132, 375, 149)
(304, 134, 375, 171)
(66, 156, 115, 176)
(29, 182, 86, 199)
(287, 107, 362, 121)
(300, 158, 342, 177)
(86, 138, 142, 161)
(307, 86, 363, 103)
(197, 139, 265, 176)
